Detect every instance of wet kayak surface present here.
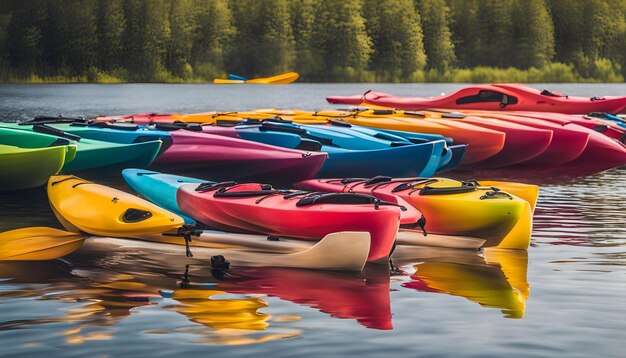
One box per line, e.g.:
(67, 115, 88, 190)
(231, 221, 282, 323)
(1, 84, 625, 357)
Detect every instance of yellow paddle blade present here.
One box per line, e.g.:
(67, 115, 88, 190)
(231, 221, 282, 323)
(0, 227, 85, 261)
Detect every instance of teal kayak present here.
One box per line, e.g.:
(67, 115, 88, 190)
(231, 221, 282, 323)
(122, 168, 206, 224)
(0, 123, 162, 172)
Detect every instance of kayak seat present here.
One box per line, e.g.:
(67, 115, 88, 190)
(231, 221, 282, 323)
(296, 138, 323, 151)
(456, 90, 518, 106)
(541, 89, 566, 97)
(122, 208, 153, 223)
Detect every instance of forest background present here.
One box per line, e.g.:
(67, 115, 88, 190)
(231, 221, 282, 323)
(1, 0, 625, 83)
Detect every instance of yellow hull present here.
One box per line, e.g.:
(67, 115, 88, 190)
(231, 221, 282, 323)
(47, 175, 184, 237)
(479, 181, 539, 249)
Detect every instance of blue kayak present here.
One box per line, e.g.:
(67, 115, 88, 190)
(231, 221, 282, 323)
(202, 120, 447, 178)
(316, 123, 460, 170)
(122, 168, 206, 224)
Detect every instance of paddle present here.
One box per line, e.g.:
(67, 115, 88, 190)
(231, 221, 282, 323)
(0, 227, 85, 261)
(0, 227, 370, 272)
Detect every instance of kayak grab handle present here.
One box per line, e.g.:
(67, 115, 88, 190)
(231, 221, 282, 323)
(418, 184, 477, 196)
(296, 192, 406, 211)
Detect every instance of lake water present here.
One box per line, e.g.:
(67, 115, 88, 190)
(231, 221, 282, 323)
(0, 84, 625, 357)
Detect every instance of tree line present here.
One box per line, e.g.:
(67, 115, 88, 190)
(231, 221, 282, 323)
(0, 0, 625, 83)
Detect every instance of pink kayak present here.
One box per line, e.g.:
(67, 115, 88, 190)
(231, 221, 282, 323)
(327, 84, 626, 114)
(153, 129, 327, 183)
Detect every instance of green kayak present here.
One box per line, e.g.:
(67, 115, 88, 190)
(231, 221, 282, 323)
(0, 131, 76, 190)
(0, 124, 162, 172)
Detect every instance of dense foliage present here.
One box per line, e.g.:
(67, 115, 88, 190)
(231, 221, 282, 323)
(1, 0, 625, 82)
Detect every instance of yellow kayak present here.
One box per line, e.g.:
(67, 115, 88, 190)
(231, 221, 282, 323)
(47, 175, 184, 237)
(296, 177, 527, 248)
(213, 72, 299, 84)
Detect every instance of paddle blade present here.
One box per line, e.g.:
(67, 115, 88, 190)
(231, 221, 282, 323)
(0, 227, 85, 261)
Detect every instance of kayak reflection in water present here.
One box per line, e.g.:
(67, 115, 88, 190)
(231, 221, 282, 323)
(394, 246, 529, 319)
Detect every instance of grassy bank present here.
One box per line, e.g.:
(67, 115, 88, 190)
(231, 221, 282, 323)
(2, 61, 623, 84)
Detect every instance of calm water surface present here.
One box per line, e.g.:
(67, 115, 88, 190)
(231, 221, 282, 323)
(0, 84, 625, 357)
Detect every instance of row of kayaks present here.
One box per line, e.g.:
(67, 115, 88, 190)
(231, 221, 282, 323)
(2, 101, 626, 191)
(1, 169, 538, 271)
(94, 104, 626, 174)
(0, 117, 458, 190)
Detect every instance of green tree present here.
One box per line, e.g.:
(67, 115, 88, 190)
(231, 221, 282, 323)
(290, 0, 316, 79)
(191, 0, 234, 78)
(123, 0, 170, 81)
(166, 0, 196, 78)
(475, 0, 514, 67)
(310, 0, 372, 81)
(447, 0, 480, 68)
(228, 0, 295, 76)
(45, 0, 98, 76)
(5, 0, 48, 76)
(0, 6, 12, 73)
(363, 0, 426, 81)
(416, 0, 455, 72)
(97, 0, 126, 73)
(510, 0, 555, 68)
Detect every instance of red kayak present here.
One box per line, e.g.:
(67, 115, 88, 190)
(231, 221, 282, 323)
(511, 111, 626, 143)
(177, 183, 404, 262)
(462, 112, 590, 166)
(426, 112, 553, 168)
(153, 129, 327, 183)
(465, 112, 626, 174)
(327, 84, 626, 114)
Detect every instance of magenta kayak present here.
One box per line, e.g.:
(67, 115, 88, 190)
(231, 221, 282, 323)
(153, 129, 327, 183)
